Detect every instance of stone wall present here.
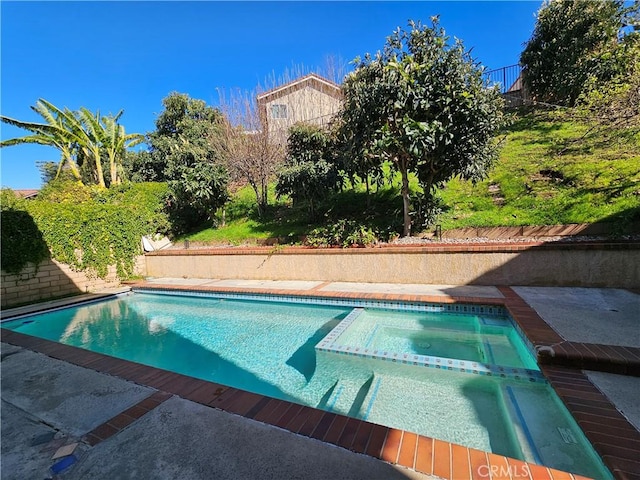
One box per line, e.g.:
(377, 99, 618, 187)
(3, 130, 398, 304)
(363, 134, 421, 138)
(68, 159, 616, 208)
(145, 242, 639, 289)
(1, 256, 146, 308)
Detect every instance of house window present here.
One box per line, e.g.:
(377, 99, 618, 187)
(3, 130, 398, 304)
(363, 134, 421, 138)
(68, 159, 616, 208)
(271, 104, 287, 119)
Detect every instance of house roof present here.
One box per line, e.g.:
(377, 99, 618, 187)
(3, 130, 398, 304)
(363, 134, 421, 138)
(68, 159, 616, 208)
(14, 189, 39, 199)
(256, 73, 342, 103)
(507, 73, 522, 93)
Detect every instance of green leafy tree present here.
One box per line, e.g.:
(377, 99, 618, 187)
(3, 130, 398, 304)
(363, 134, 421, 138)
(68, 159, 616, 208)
(145, 92, 229, 233)
(123, 150, 165, 182)
(333, 62, 388, 211)
(276, 124, 341, 218)
(37, 161, 67, 185)
(521, 0, 639, 106)
(577, 39, 640, 141)
(338, 19, 505, 236)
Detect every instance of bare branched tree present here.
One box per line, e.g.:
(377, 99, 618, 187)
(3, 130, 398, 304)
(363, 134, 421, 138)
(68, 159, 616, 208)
(213, 58, 349, 216)
(258, 55, 349, 90)
(214, 88, 285, 217)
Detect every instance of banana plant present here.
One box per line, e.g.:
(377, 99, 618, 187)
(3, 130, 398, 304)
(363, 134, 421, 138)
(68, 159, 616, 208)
(100, 113, 144, 185)
(2, 99, 143, 188)
(76, 107, 108, 188)
(1, 99, 84, 182)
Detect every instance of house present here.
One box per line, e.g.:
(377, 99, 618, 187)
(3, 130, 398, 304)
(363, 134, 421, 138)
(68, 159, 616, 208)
(256, 73, 342, 143)
(485, 64, 529, 107)
(14, 189, 39, 199)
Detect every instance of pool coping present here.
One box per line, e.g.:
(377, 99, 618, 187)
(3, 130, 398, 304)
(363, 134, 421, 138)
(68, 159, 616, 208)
(2, 283, 638, 479)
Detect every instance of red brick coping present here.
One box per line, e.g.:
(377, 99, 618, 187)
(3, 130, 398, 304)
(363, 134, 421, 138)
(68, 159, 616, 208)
(84, 390, 172, 446)
(146, 240, 640, 256)
(2, 285, 639, 479)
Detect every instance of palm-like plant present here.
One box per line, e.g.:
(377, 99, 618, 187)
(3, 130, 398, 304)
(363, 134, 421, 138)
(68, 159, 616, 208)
(1, 99, 143, 188)
(1, 99, 84, 181)
(99, 112, 144, 185)
(76, 107, 109, 188)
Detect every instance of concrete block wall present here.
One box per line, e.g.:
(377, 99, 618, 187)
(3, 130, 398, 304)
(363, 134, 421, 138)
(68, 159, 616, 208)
(145, 243, 640, 289)
(1, 256, 146, 308)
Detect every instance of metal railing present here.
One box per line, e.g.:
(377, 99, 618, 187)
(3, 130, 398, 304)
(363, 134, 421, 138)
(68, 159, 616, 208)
(485, 64, 523, 94)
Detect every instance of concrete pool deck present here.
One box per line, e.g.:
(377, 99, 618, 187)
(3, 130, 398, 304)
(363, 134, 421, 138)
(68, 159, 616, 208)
(1, 280, 639, 479)
(1, 343, 432, 480)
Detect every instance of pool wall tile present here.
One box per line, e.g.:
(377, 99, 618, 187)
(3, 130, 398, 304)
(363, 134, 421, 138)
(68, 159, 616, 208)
(132, 287, 509, 316)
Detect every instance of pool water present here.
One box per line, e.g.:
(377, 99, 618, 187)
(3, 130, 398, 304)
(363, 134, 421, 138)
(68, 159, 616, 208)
(2, 292, 612, 479)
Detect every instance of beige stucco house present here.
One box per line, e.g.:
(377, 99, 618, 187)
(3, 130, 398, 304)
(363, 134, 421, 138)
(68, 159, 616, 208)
(256, 73, 342, 143)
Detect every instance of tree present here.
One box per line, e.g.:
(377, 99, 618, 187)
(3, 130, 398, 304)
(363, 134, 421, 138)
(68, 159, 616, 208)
(1, 99, 84, 182)
(520, 0, 639, 106)
(96, 112, 144, 185)
(334, 62, 387, 202)
(214, 89, 284, 217)
(338, 19, 505, 237)
(145, 92, 229, 233)
(577, 39, 640, 139)
(123, 150, 165, 183)
(276, 123, 341, 218)
(1, 99, 143, 188)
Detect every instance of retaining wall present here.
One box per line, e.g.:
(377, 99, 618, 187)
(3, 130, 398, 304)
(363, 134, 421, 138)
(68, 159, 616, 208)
(1, 257, 146, 308)
(145, 242, 639, 289)
(439, 222, 640, 239)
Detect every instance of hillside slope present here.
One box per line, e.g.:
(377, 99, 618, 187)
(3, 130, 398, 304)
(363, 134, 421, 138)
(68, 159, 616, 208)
(184, 109, 640, 243)
(438, 108, 639, 230)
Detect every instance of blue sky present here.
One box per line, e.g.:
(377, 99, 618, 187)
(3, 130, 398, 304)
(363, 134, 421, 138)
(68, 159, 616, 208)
(1, 1, 542, 190)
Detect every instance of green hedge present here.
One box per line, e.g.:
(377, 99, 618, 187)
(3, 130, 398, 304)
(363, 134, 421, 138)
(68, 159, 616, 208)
(1, 182, 170, 279)
(0, 191, 50, 274)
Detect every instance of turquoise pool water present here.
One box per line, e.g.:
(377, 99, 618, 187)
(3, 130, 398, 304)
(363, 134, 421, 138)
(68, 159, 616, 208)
(2, 291, 612, 479)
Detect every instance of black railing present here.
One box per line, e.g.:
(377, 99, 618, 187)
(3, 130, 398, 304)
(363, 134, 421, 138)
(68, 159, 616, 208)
(485, 64, 523, 94)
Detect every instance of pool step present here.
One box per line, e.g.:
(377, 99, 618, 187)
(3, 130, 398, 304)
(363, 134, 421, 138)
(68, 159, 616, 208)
(501, 385, 613, 479)
(318, 373, 375, 417)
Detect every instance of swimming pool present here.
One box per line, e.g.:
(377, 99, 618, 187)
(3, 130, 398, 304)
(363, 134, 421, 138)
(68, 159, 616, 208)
(2, 290, 612, 479)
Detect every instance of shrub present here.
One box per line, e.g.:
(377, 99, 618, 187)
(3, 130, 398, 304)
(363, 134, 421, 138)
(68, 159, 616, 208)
(0, 190, 49, 274)
(1, 183, 170, 279)
(306, 219, 378, 248)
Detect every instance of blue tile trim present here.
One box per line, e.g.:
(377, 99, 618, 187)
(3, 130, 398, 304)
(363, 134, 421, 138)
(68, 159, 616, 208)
(132, 287, 509, 316)
(0, 292, 132, 323)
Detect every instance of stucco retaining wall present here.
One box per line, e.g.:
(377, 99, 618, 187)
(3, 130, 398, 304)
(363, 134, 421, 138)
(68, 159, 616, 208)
(145, 243, 639, 289)
(1, 256, 146, 308)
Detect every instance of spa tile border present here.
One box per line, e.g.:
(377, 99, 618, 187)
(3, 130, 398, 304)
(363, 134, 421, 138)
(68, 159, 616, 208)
(0, 329, 591, 480)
